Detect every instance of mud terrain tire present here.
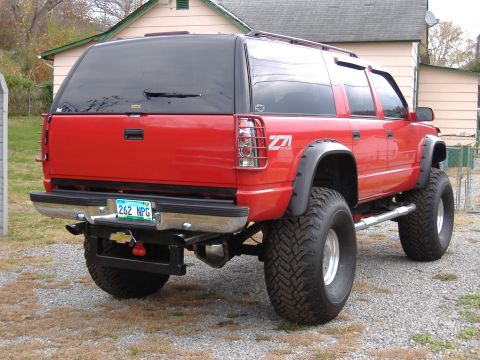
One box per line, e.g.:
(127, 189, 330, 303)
(398, 168, 454, 261)
(264, 188, 357, 325)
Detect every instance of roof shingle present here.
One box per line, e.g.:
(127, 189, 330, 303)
(216, 0, 428, 42)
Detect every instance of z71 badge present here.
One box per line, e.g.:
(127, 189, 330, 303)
(269, 135, 292, 150)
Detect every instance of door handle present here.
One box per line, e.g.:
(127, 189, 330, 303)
(352, 130, 360, 140)
(124, 129, 144, 140)
(387, 130, 393, 140)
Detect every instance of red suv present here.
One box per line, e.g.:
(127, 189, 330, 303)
(31, 31, 454, 325)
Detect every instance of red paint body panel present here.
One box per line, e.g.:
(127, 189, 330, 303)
(384, 120, 423, 193)
(42, 115, 437, 223)
(236, 185, 292, 221)
(236, 116, 352, 220)
(349, 118, 388, 200)
(237, 116, 352, 186)
(46, 114, 237, 187)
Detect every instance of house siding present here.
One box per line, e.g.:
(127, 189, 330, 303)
(329, 42, 418, 107)
(418, 65, 479, 146)
(113, 0, 242, 39)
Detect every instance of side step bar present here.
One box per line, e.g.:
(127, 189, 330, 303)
(354, 204, 416, 231)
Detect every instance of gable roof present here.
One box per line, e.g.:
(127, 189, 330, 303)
(216, 0, 428, 43)
(40, 0, 428, 60)
(39, 0, 250, 60)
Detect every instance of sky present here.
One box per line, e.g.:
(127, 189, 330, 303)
(429, 0, 480, 40)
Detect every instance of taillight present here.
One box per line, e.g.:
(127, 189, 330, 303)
(236, 115, 267, 169)
(36, 113, 49, 163)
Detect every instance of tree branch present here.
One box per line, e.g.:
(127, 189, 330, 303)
(28, 0, 66, 44)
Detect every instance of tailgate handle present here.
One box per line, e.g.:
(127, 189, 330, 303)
(124, 129, 144, 140)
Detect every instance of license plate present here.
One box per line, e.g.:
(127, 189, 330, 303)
(116, 199, 152, 221)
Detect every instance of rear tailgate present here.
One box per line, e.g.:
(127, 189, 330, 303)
(46, 114, 236, 186)
(44, 35, 239, 190)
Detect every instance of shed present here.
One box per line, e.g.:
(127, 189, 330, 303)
(418, 64, 479, 145)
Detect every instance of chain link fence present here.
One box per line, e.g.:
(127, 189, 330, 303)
(4, 74, 52, 117)
(8, 83, 52, 116)
(443, 145, 479, 213)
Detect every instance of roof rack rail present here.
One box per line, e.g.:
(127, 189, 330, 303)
(246, 30, 358, 58)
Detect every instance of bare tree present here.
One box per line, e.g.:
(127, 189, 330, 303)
(50, 0, 99, 30)
(428, 22, 476, 67)
(29, 0, 65, 42)
(90, 0, 147, 28)
(6, 0, 66, 46)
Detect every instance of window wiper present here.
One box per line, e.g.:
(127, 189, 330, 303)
(144, 90, 201, 99)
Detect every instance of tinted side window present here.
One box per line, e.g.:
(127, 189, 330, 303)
(338, 65, 376, 117)
(246, 39, 336, 116)
(371, 72, 408, 119)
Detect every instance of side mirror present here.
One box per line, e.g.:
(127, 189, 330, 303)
(415, 107, 434, 121)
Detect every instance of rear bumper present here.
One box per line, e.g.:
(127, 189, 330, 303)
(30, 190, 249, 233)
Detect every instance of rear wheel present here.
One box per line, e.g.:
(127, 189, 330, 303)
(264, 188, 357, 325)
(397, 168, 454, 261)
(84, 236, 169, 298)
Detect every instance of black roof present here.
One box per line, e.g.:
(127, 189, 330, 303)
(216, 0, 428, 43)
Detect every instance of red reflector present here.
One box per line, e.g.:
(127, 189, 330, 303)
(132, 242, 147, 257)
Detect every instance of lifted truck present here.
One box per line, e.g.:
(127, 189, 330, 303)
(30, 31, 454, 325)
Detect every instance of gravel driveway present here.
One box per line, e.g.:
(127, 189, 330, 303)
(1, 176, 479, 359)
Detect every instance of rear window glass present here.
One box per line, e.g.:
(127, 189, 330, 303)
(53, 36, 236, 114)
(338, 65, 376, 117)
(246, 39, 336, 116)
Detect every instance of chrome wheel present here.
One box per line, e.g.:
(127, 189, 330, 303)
(323, 229, 340, 286)
(437, 198, 444, 234)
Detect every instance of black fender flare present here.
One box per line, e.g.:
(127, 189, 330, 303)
(414, 135, 446, 189)
(286, 140, 358, 217)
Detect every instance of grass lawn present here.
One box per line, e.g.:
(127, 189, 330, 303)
(6, 116, 75, 248)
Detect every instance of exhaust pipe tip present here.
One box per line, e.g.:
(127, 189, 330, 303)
(65, 222, 86, 236)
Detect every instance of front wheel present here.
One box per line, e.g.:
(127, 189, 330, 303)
(397, 168, 454, 261)
(264, 188, 357, 325)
